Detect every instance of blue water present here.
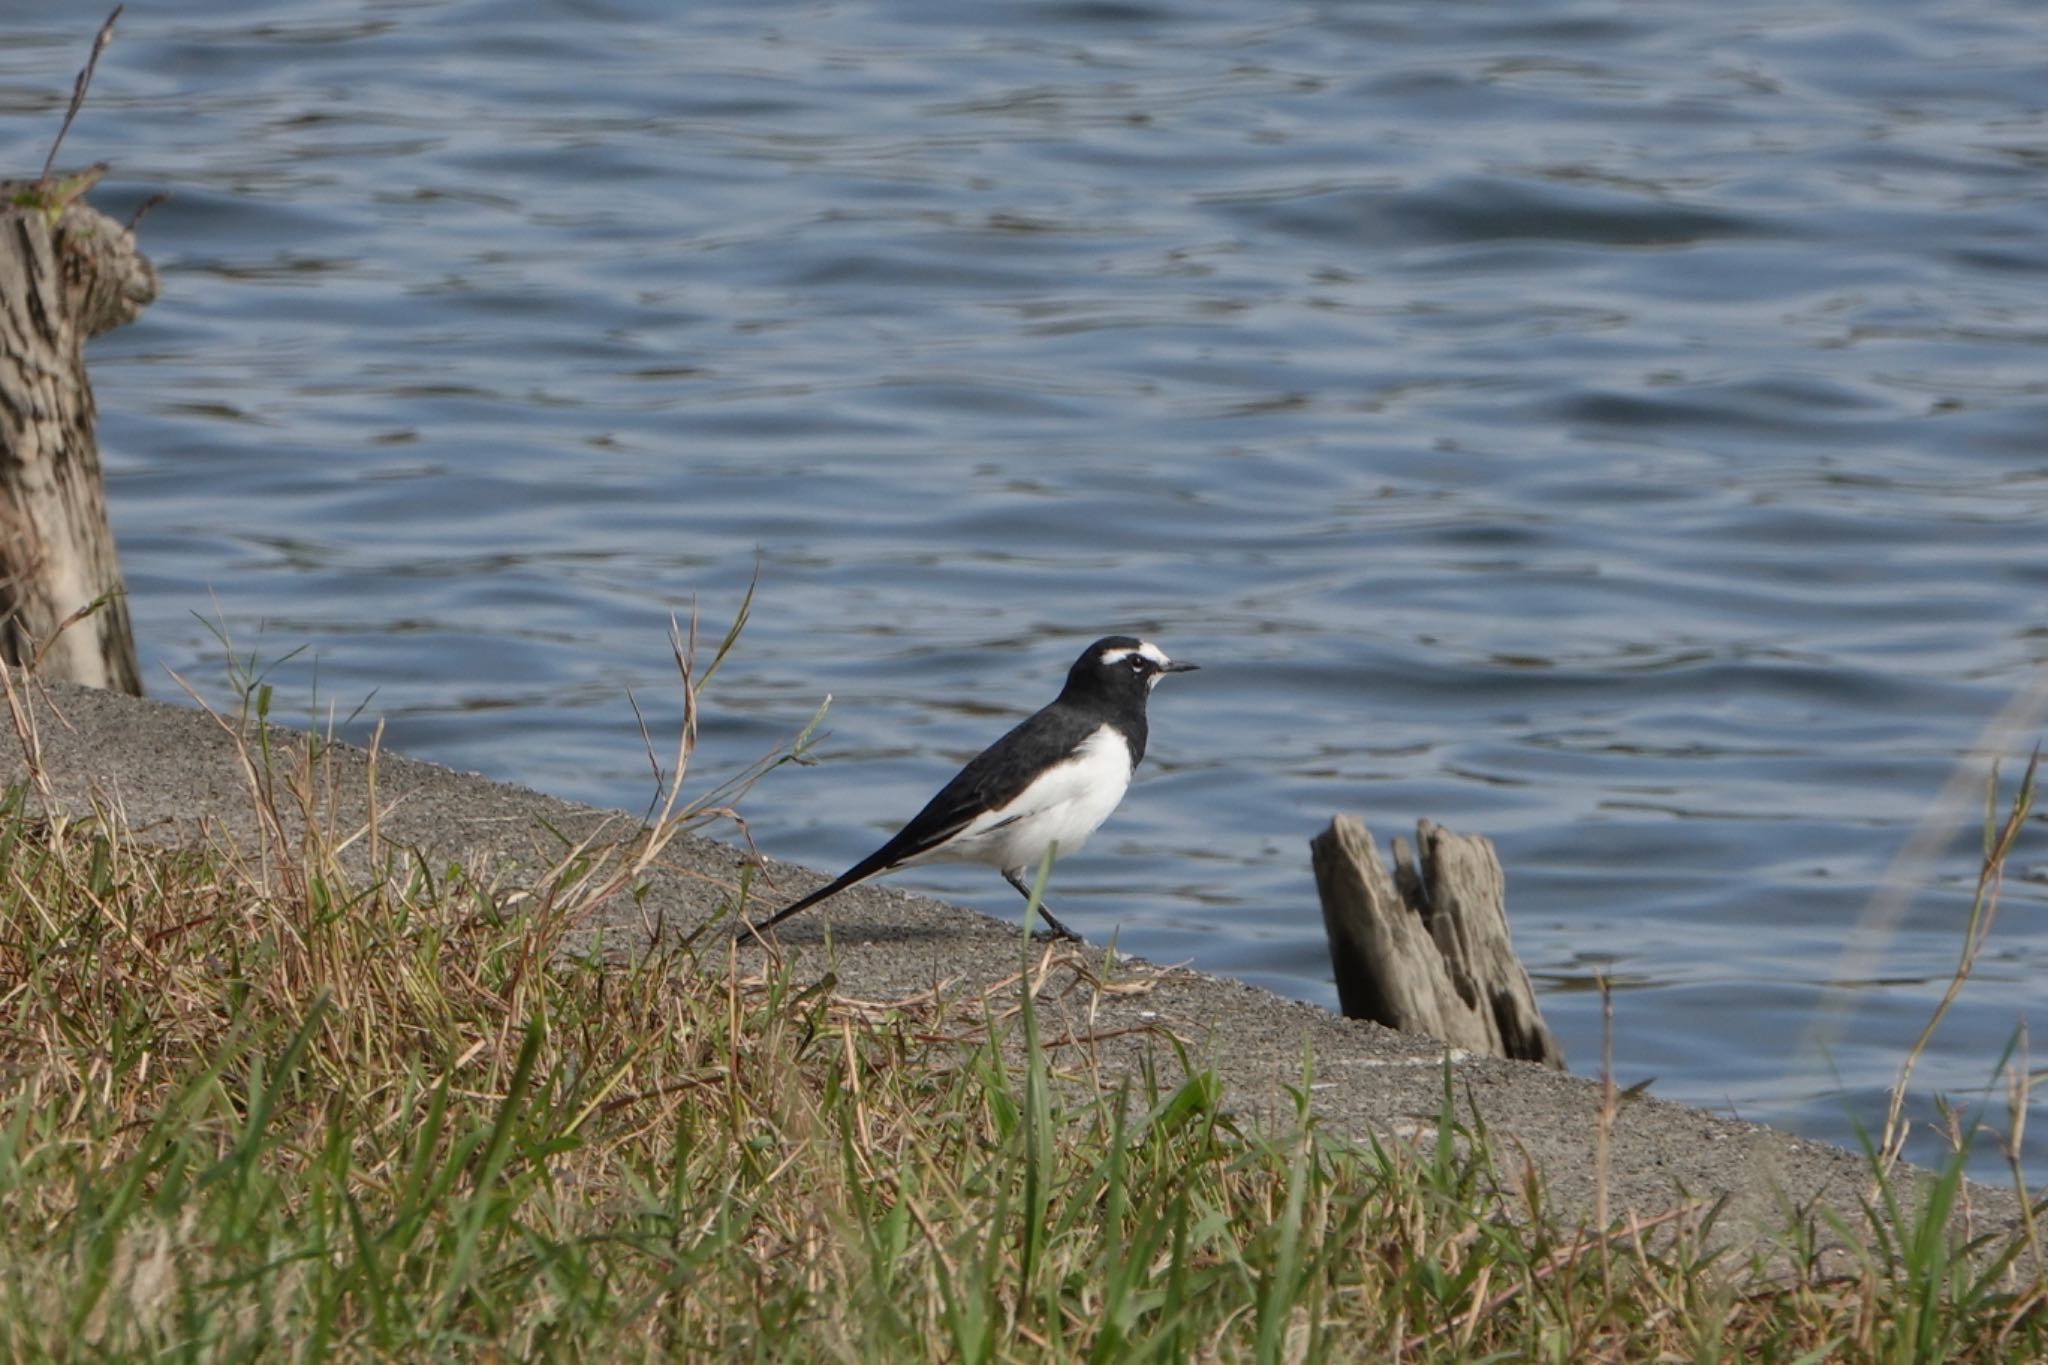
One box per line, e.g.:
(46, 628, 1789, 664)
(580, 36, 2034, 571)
(3, 0, 2044, 1181)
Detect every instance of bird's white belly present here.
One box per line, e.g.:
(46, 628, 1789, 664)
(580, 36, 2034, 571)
(919, 725, 1133, 873)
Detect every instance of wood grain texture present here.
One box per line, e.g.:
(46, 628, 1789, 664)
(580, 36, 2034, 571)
(0, 174, 156, 693)
(1312, 814, 1563, 1067)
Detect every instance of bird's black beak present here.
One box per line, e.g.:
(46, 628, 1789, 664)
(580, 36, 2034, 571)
(1162, 660, 1199, 674)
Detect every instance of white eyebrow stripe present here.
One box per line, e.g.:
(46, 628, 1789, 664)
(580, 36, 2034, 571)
(1097, 640, 1173, 669)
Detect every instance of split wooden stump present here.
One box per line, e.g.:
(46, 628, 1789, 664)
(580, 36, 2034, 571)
(0, 166, 155, 694)
(1311, 815, 1563, 1068)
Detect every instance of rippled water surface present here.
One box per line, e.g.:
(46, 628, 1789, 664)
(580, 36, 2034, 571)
(4, 0, 2044, 1178)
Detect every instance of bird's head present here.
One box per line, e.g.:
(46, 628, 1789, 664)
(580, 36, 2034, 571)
(1066, 636, 1198, 700)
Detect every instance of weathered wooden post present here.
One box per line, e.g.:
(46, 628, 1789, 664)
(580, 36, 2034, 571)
(1, 30, 156, 695)
(1311, 815, 1564, 1067)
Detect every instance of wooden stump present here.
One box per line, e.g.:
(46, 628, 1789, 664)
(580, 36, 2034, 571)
(1311, 815, 1563, 1067)
(0, 167, 155, 694)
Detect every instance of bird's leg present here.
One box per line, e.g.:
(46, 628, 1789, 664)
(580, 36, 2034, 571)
(1003, 868, 1082, 942)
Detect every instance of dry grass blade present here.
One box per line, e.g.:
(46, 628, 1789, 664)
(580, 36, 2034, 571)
(1876, 748, 2039, 1177)
(1799, 671, 2048, 1087)
(1399, 1201, 1711, 1354)
(24, 591, 125, 675)
(0, 660, 56, 809)
(37, 7, 122, 190)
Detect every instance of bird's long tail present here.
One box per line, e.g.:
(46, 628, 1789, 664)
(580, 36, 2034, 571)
(741, 851, 895, 938)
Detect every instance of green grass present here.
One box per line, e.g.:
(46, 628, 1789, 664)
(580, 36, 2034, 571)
(0, 652, 2042, 1359)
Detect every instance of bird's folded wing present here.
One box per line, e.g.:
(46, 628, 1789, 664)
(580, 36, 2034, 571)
(876, 703, 1114, 863)
(869, 705, 1103, 866)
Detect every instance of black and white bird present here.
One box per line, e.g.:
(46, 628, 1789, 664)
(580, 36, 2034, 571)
(746, 636, 1197, 942)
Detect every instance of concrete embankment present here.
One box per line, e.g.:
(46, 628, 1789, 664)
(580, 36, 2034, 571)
(4, 677, 2021, 1253)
